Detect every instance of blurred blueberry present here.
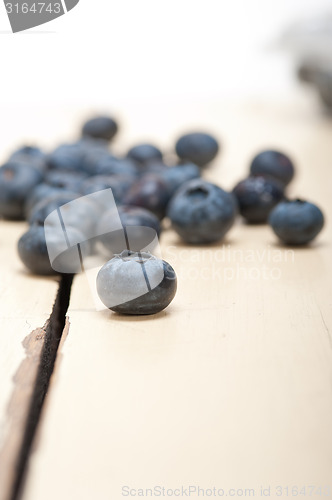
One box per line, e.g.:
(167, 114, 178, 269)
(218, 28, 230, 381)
(18, 224, 91, 276)
(83, 153, 138, 177)
(175, 132, 219, 167)
(79, 174, 135, 204)
(123, 173, 171, 220)
(0, 161, 43, 220)
(47, 140, 107, 172)
(96, 250, 177, 315)
(167, 178, 237, 244)
(127, 143, 163, 165)
(250, 150, 295, 186)
(269, 199, 324, 245)
(45, 169, 88, 192)
(47, 143, 85, 172)
(10, 145, 45, 161)
(24, 183, 80, 219)
(28, 192, 85, 225)
(98, 205, 162, 255)
(161, 162, 200, 196)
(233, 176, 284, 224)
(82, 115, 118, 142)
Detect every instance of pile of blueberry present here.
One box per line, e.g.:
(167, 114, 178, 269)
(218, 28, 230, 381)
(0, 115, 325, 315)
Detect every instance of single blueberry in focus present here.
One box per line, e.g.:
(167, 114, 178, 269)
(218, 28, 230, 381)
(250, 150, 295, 186)
(269, 199, 324, 245)
(167, 178, 238, 244)
(123, 173, 171, 220)
(0, 161, 43, 220)
(175, 132, 219, 167)
(98, 205, 162, 256)
(127, 144, 163, 165)
(232, 176, 284, 224)
(96, 250, 177, 315)
(18, 224, 90, 276)
(82, 115, 118, 142)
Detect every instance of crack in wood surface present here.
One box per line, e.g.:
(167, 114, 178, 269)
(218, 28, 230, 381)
(0, 274, 73, 500)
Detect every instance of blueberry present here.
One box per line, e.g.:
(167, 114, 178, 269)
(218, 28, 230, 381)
(79, 174, 135, 203)
(232, 176, 284, 224)
(0, 161, 43, 220)
(30, 193, 100, 240)
(167, 178, 238, 244)
(96, 250, 177, 315)
(10, 145, 45, 158)
(45, 169, 88, 192)
(98, 205, 161, 255)
(250, 150, 295, 186)
(24, 184, 80, 219)
(9, 146, 47, 172)
(82, 115, 118, 142)
(29, 191, 84, 222)
(18, 224, 90, 275)
(122, 173, 171, 220)
(127, 144, 163, 165)
(47, 140, 107, 173)
(175, 132, 219, 167)
(83, 153, 138, 177)
(269, 199, 324, 245)
(47, 143, 85, 172)
(161, 162, 200, 197)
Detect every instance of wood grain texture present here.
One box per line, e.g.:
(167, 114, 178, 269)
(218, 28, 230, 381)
(0, 221, 60, 500)
(13, 97, 332, 500)
(0, 222, 59, 445)
(0, 324, 47, 500)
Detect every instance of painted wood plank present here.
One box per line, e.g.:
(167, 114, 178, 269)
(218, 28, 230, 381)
(21, 97, 332, 500)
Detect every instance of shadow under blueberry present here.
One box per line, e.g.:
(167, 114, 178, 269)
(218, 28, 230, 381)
(100, 307, 171, 322)
(167, 235, 236, 249)
(269, 240, 328, 251)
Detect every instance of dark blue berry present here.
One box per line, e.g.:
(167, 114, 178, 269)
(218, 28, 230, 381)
(83, 153, 138, 177)
(122, 173, 171, 220)
(161, 162, 200, 196)
(167, 178, 238, 244)
(18, 224, 90, 275)
(24, 184, 80, 219)
(127, 144, 163, 165)
(269, 199, 324, 245)
(175, 132, 219, 167)
(45, 170, 88, 192)
(10, 145, 45, 162)
(233, 176, 284, 224)
(98, 205, 161, 255)
(0, 161, 43, 220)
(250, 150, 295, 186)
(82, 116, 118, 142)
(79, 174, 135, 203)
(47, 140, 107, 173)
(96, 250, 177, 315)
(47, 143, 86, 172)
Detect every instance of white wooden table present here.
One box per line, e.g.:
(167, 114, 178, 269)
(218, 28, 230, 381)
(0, 96, 331, 500)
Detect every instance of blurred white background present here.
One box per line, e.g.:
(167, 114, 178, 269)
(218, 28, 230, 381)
(0, 0, 331, 152)
(0, 0, 331, 105)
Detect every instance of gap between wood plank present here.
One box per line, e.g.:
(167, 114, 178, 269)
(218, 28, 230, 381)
(0, 274, 74, 500)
